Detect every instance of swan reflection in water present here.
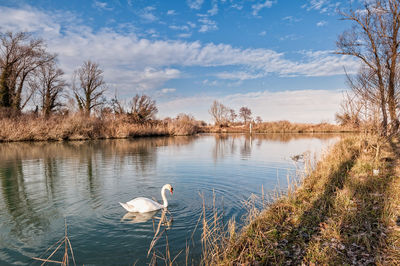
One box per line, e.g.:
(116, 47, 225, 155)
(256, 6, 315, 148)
(121, 209, 173, 227)
(121, 210, 159, 224)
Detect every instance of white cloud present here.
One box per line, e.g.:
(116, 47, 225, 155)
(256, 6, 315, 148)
(93, 1, 114, 11)
(231, 4, 243, 10)
(167, 10, 176, 15)
(259, 31, 267, 36)
(282, 16, 302, 23)
(0, 6, 358, 93)
(145, 28, 158, 38)
(316, 20, 327, 27)
(0, 6, 62, 34)
(178, 33, 192, 38)
(105, 68, 180, 92)
(203, 79, 219, 86)
(188, 0, 204, 10)
(158, 89, 344, 123)
(207, 2, 218, 16)
(303, 0, 340, 14)
(279, 34, 301, 41)
(252, 0, 275, 16)
(215, 71, 264, 80)
(160, 88, 176, 93)
(139, 6, 157, 22)
(169, 25, 190, 31)
(198, 18, 218, 32)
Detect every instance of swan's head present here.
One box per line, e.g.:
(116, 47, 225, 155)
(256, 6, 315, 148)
(164, 184, 173, 195)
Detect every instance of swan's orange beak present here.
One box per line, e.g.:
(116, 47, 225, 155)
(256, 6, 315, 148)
(170, 188, 173, 195)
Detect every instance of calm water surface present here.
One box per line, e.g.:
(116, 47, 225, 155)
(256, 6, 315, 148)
(0, 134, 340, 265)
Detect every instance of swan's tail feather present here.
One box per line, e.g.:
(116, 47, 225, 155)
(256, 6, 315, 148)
(119, 202, 135, 212)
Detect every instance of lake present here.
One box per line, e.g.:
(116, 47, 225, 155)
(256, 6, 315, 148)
(0, 134, 340, 265)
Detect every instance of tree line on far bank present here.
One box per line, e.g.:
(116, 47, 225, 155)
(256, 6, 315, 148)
(208, 100, 263, 126)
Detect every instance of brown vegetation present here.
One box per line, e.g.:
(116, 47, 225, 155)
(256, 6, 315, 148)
(0, 113, 200, 142)
(203, 120, 355, 133)
(203, 135, 400, 264)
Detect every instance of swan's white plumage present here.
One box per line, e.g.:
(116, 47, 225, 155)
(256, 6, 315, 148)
(120, 197, 163, 213)
(119, 184, 173, 213)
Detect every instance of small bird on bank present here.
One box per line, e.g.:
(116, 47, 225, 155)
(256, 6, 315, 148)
(119, 184, 174, 213)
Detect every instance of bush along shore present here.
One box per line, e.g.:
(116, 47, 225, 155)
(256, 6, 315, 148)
(205, 135, 400, 265)
(202, 120, 357, 134)
(0, 113, 201, 142)
(0, 114, 357, 143)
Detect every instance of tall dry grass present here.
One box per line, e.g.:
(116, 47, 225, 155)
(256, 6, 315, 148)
(0, 113, 200, 142)
(205, 120, 355, 133)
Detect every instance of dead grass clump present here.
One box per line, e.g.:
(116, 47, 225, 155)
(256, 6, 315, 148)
(167, 114, 199, 136)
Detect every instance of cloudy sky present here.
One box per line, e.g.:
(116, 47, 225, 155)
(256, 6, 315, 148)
(0, 0, 360, 123)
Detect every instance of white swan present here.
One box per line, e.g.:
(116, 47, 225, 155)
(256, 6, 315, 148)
(119, 184, 173, 213)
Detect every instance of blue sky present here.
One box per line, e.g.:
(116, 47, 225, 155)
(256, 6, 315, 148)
(0, 0, 359, 122)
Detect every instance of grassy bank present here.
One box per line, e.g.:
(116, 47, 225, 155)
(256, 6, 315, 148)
(0, 113, 200, 142)
(206, 135, 400, 264)
(202, 120, 356, 134)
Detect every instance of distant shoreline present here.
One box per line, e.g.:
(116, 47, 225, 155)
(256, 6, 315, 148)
(0, 114, 358, 143)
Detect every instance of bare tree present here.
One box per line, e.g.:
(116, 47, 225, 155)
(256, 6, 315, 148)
(128, 94, 158, 123)
(337, 0, 400, 135)
(229, 109, 237, 123)
(73, 60, 106, 115)
(209, 100, 229, 126)
(0, 31, 55, 112)
(255, 116, 263, 124)
(111, 95, 125, 115)
(31, 61, 66, 117)
(239, 106, 252, 124)
(335, 92, 363, 128)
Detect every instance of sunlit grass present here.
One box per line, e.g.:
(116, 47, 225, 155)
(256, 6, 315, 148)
(0, 113, 200, 142)
(202, 134, 400, 265)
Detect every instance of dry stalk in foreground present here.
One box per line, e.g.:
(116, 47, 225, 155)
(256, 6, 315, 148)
(147, 209, 184, 266)
(32, 219, 76, 266)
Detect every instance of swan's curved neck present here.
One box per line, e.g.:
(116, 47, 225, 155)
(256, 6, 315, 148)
(161, 187, 168, 207)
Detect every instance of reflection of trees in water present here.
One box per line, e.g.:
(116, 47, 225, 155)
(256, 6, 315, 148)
(0, 136, 197, 172)
(212, 134, 253, 161)
(213, 134, 235, 162)
(0, 159, 52, 241)
(251, 133, 342, 143)
(44, 157, 58, 200)
(0, 136, 198, 232)
(240, 136, 252, 159)
(212, 133, 342, 161)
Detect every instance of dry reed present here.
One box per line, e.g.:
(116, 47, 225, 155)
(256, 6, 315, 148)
(32, 219, 76, 266)
(0, 113, 200, 142)
(204, 120, 356, 133)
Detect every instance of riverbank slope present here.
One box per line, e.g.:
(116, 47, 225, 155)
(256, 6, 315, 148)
(211, 135, 400, 264)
